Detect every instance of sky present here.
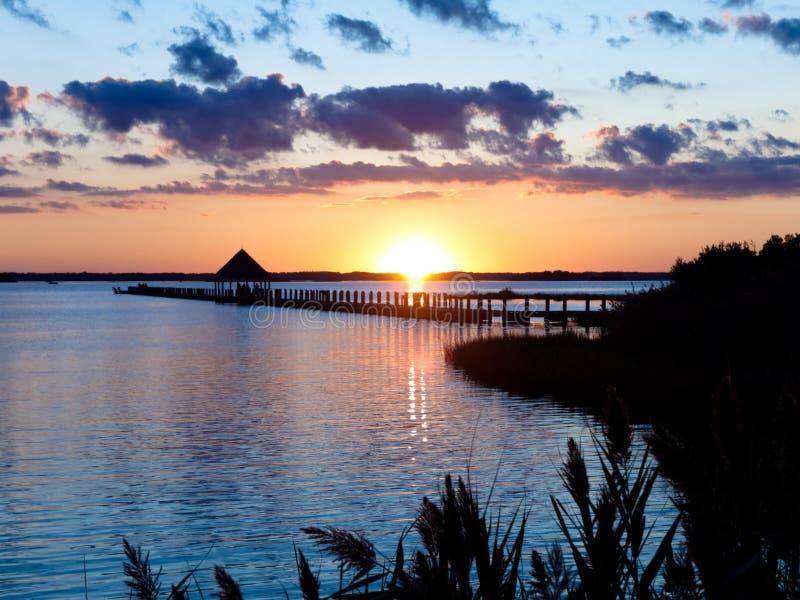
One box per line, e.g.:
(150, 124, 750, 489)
(1, 0, 799, 273)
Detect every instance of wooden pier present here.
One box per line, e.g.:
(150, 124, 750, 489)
(117, 284, 623, 327)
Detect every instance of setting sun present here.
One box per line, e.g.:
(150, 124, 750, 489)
(377, 237, 457, 279)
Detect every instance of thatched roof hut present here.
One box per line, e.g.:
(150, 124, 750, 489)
(214, 248, 270, 293)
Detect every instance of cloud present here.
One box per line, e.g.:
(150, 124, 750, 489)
(611, 70, 700, 93)
(195, 4, 237, 45)
(27, 150, 70, 168)
(398, 0, 514, 34)
(0, 184, 38, 197)
(588, 14, 601, 34)
(118, 42, 140, 56)
(90, 198, 167, 210)
(0, 0, 50, 29)
(103, 153, 169, 167)
(358, 189, 445, 202)
(62, 75, 574, 164)
(39, 199, 78, 210)
(736, 13, 800, 55)
(309, 80, 576, 151)
(606, 35, 632, 48)
(253, 6, 295, 42)
(46, 178, 99, 192)
(0, 203, 39, 213)
(771, 109, 791, 122)
(22, 127, 89, 147)
(168, 34, 241, 84)
(686, 117, 750, 140)
(713, 0, 754, 8)
(591, 123, 696, 166)
(0, 80, 30, 125)
(62, 74, 305, 165)
(325, 14, 394, 53)
(289, 47, 325, 70)
(116, 9, 133, 23)
(532, 153, 800, 199)
(698, 17, 728, 35)
(0, 157, 18, 177)
(639, 10, 693, 38)
(749, 133, 800, 155)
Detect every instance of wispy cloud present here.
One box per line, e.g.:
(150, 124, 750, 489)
(611, 71, 701, 93)
(0, 0, 50, 29)
(326, 14, 394, 53)
(104, 153, 169, 167)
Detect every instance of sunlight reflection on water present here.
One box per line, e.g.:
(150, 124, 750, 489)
(0, 281, 669, 598)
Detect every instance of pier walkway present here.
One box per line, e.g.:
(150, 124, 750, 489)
(117, 284, 624, 327)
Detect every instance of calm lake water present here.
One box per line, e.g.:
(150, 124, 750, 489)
(0, 280, 669, 598)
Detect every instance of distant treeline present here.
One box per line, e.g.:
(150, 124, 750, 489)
(0, 270, 668, 283)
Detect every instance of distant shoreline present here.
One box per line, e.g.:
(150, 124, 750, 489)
(1, 270, 668, 283)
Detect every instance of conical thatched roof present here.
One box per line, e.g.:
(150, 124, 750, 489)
(216, 249, 270, 281)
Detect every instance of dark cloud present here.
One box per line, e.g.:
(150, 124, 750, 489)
(0, 165, 18, 177)
(22, 127, 89, 147)
(62, 76, 573, 164)
(104, 153, 169, 167)
(116, 9, 133, 23)
(290, 47, 325, 70)
(737, 14, 800, 55)
(750, 133, 800, 155)
(118, 42, 140, 56)
(0, 80, 30, 126)
(714, 0, 754, 8)
(641, 10, 693, 38)
(195, 4, 237, 45)
(593, 123, 695, 166)
(771, 109, 791, 122)
(90, 198, 167, 210)
(39, 199, 78, 211)
(62, 74, 305, 165)
(698, 17, 728, 35)
(168, 35, 241, 84)
(0, 184, 38, 197)
(687, 117, 750, 139)
(326, 14, 394, 53)
(533, 153, 800, 199)
(46, 179, 99, 192)
(0, 0, 50, 29)
(0, 203, 39, 213)
(398, 0, 514, 34)
(612, 70, 698, 93)
(27, 150, 70, 168)
(606, 35, 632, 48)
(253, 6, 295, 42)
(309, 80, 576, 151)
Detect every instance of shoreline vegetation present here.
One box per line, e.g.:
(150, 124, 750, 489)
(445, 234, 800, 598)
(0, 270, 668, 283)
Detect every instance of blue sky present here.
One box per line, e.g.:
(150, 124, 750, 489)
(1, 0, 799, 271)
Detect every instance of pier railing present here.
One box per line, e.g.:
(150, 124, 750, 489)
(119, 284, 626, 327)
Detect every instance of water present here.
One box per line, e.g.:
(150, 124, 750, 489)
(0, 280, 671, 598)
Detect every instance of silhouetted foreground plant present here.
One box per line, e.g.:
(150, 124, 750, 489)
(649, 375, 800, 599)
(119, 393, 689, 599)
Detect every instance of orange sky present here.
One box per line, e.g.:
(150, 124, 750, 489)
(2, 181, 796, 273)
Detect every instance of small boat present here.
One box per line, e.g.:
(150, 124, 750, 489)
(46, 281, 59, 285)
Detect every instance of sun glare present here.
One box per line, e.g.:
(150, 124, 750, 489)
(378, 237, 456, 280)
